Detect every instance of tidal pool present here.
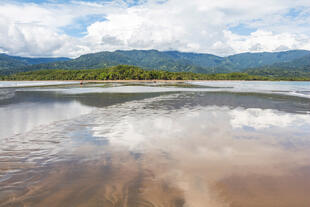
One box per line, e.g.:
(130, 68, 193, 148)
(0, 81, 310, 207)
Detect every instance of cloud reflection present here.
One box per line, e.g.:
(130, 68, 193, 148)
(1, 92, 310, 207)
(88, 102, 310, 206)
(0, 101, 93, 138)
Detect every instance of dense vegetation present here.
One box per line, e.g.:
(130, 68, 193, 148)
(223, 50, 310, 71)
(1, 50, 310, 76)
(1, 65, 309, 81)
(7, 50, 217, 74)
(245, 54, 310, 78)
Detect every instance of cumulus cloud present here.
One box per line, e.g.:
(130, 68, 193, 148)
(1, 0, 310, 57)
(225, 30, 310, 53)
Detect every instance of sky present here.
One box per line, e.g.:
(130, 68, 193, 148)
(0, 0, 310, 57)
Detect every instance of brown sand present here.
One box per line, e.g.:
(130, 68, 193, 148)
(0, 152, 184, 207)
(215, 166, 310, 207)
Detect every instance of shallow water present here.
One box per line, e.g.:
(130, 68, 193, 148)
(0, 81, 310, 207)
(0, 81, 79, 88)
(190, 81, 310, 98)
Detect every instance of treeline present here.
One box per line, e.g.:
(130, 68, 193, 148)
(1, 65, 309, 81)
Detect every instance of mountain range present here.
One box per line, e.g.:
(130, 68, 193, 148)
(0, 49, 310, 77)
(0, 53, 69, 74)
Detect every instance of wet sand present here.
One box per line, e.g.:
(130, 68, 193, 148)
(1, 82, 310, 207)
(0, 152, 185, 207)
(216, 166, 310, 207)
(2, 151, 310, 207)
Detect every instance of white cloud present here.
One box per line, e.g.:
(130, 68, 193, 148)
(0, 20, 71, 57)
(1, 0, 310, 57)
(225, 30, 310, 53)
(0, 1, 120, 57)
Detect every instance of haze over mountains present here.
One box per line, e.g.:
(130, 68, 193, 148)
(0, 54, 69, 72)
(0, 50, 310, 77)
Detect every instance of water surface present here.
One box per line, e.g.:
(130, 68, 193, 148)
(0, 81, 310, 207)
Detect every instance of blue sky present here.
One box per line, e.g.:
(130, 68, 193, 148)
(229, 24, 257, 36)
(61, 14, 107, 37)
(12, 0, 143, 6)
(0, 0, 310, 57)
(11, 0, 102, 3)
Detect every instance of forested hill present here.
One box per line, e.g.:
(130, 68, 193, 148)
(1, 65, 309, 81)
(246, 54, 310, 77)
(7, 50, 223, 74)
(0, 50, 310, 76)
(19, 50, 310, 73)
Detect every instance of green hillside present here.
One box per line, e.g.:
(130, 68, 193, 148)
(246, 54, 310, 77)
(1, 50, 310, 76)
(224, 50, 310, 71)
(16, 50, 219, 74)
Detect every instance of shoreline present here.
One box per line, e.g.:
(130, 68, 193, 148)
(0, 79, 309, 82)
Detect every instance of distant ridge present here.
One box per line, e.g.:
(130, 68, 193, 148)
(246, 54, 310, 77)
(0, 53, 70, 74)
(0, 50, 310, 77)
